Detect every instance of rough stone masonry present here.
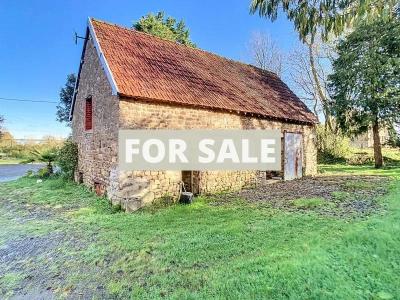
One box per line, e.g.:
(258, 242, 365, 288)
(71, 20, 317, 212)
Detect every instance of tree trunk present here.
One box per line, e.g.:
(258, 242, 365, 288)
(307, 43, 332, 130)
(372, 122, 383, 168)
(47, 161, 54, 174)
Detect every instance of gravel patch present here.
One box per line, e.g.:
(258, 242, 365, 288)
(211, 175, 391, 217)
(0, 198, 110, 299)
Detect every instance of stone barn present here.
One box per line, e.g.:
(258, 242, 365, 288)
(70, 18, 318, 211)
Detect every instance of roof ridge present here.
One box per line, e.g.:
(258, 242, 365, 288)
(89, 17, 280, 79)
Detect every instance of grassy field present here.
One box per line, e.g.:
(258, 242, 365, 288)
(347, 147, 400, 165)
(0, 158, 23, 164)
(320, 147, 400, 167)
(0, 165, 399, 299)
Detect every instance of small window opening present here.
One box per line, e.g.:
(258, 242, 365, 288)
(85, 96, 93, 130)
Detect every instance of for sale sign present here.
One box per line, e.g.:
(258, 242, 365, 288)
(119, 129, 281, 171)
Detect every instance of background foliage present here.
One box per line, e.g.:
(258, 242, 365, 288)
(0, 133, 63, 162)
(56, 73, 76, 126)
(133, 11, 196, 47)
(250, 0, 398, 41)
(56, 139, 78, 180)
(316, 125, 350, 163)
(329, 19, 400, 136)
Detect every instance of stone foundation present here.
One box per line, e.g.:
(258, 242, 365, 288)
(106, 169, 265, 212)
(107, 168, 182, 212)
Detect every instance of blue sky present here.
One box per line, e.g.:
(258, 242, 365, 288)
(0, 0, 298, 139)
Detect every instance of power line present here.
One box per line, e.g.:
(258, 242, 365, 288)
(0, 97, 58, 104)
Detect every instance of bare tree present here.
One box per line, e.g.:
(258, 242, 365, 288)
(287, 36, 335, 127)
(248, 31, 335, 128)
(248, 31, 283, 77)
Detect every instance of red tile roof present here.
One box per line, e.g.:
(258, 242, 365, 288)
(90, 19, 317, 124)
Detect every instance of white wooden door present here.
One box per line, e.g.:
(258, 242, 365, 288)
(284, 133, 303, 180)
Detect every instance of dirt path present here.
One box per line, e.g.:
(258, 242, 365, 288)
(0, 164, 45, 183)
(0, 197, 109, 299)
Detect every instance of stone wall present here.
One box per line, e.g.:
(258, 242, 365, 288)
(116, 98, 317, 210)
(71, 37, 119, 191)
(72, 36, 317, 212)
(198, 171, 259, 194)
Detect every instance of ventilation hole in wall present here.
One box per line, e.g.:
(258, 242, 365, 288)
(78, 172, 84, 184)
(94, 181, 103, 196)
(94, 182, 101, 196)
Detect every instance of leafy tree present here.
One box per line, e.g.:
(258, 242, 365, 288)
(250, 0, 398, 131)
(387, 125, 400, 148)
(133, 11, 196, 47)
(250, 0, 398, 41)
(329, 19, 400, 168)
(56, 139, 78, 180)
(0, 115, 4, 138)
(23, 148, 58, 174)
(316, 124, 350, 163)
(56, 73, 76, 126)
(0, 131, 14, 144)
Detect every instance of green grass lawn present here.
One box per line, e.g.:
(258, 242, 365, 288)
(0, 165, 399, 299)
(320, 147, 400, 167)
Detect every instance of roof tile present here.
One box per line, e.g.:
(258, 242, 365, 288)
(91, 19, 317, 124)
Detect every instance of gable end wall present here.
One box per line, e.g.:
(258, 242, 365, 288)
(71, 37, 119, 191)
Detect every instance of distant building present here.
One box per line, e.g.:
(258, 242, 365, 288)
(350, 127, 390, 148)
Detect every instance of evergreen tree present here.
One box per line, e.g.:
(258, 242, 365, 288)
(56, 73, 76, 126)
(329, 19, 400, 168)
(133, 12, 196, 47)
